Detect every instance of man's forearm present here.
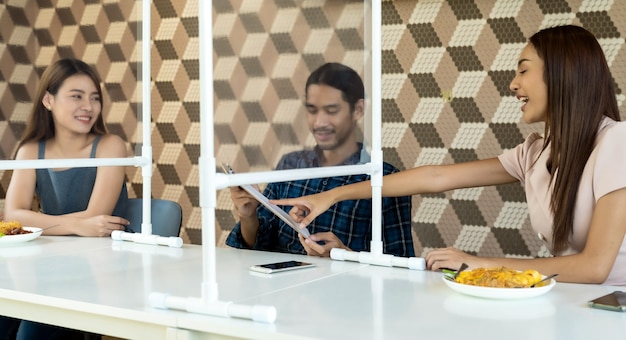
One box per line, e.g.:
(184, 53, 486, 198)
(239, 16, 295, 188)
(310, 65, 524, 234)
(239, 215, 261, 248)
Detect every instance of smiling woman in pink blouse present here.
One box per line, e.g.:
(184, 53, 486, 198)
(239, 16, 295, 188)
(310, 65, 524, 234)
(273, 25, 626, 286)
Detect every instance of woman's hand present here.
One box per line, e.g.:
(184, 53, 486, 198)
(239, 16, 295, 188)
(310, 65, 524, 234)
(271, 191, 334, 227)
(75, 215, 129, 237)
(425, 247, 485, 271)
(298, 231, 350, 257)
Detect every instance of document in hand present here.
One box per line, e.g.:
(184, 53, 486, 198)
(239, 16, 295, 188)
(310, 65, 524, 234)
(221, 163, 312, 239)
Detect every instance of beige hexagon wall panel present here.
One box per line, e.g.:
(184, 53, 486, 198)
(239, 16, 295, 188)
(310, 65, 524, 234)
(1, 1, 625, 258)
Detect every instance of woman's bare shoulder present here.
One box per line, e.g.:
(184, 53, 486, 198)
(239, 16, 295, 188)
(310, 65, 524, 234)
(96, 134, 129, 157)
(14, 141, 40, 160)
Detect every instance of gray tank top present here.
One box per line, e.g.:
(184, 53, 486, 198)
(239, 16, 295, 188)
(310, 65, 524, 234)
(35, 136, 128, 216)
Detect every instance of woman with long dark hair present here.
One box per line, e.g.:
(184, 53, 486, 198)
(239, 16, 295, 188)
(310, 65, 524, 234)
(2, 58, 129, 339)
(4, 58, 129, 236)
(274, 25, 626, 285)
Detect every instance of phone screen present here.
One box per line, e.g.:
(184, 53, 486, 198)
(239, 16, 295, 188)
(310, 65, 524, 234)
(588, 291, 626, 312)
(249, 260, 315, 274)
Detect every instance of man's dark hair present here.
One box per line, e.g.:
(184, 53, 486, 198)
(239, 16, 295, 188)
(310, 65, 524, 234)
(305, 62, 364, 113)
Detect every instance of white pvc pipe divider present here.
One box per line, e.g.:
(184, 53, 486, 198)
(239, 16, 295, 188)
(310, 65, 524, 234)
(111, 0, 182, 248)
(328, 0, 425, 271)
(148, 0, 276, 323)
(0, 0, 182, 248)
(148, 0, 425, 325)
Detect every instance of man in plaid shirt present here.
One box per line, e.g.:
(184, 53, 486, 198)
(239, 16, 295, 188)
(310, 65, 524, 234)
(226, 63, 414, 257)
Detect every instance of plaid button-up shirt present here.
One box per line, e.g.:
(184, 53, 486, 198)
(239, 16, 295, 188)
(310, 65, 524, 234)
(226, 144, 414, 257)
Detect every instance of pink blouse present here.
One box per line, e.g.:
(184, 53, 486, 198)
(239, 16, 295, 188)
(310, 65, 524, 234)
(498, 117, 626, 285)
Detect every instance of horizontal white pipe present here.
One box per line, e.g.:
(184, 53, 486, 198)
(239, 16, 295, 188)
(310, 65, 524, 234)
(111, 230, 183, 248)
(0, 157, 147, 170)
(215, 163, 374, 190)
(149, 293, 277, 323)
(331, 248, 426, 270)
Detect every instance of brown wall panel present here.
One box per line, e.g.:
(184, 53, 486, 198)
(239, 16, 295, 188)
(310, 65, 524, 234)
(1, 1, 624, 260)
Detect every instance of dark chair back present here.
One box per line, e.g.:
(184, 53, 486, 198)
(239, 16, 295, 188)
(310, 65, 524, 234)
(124, 198, 183, 237)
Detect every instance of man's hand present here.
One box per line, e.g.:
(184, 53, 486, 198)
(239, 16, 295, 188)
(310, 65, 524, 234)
(229, 186, 260, 218)
(298, 231, 350, 257)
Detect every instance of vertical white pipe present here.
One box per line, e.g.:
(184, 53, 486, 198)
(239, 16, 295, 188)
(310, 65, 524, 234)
(369, 0, 383, 255)
(141, 0, 153, 235)
(199, 0, 219, 302)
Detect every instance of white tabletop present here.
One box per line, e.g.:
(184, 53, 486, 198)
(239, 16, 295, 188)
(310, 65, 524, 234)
(1, 236, 625, 340)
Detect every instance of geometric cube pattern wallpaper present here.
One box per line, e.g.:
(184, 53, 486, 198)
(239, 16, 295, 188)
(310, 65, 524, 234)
(1, 0, 625, 261)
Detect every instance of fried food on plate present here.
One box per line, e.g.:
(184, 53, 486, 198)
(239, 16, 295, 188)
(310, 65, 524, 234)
(0, 220, 31, 236)
(455, 267, 543, 288)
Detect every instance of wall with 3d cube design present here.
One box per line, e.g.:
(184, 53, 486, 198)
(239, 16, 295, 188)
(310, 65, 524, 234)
(1, 1, 625, 259)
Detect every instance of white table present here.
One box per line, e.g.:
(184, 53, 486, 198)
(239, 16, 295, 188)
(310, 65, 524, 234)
(1, 236, 624, 339)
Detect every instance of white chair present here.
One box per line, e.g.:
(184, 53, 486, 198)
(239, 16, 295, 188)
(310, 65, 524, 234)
(123, 198, 183, 237)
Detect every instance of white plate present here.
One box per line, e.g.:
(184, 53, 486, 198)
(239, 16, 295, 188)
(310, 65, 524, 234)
(442, 275, 556, 299)
(0, 227, 43, 245)
(443, 294, 557, 320)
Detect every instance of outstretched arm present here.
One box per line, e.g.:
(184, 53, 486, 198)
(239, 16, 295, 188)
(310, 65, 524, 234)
(273, 158, 516, 227)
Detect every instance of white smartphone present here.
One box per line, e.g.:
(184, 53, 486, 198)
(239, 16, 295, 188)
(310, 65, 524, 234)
(249, 260, 315, 274)
(588, 291, 626, 312)
(221, 163, 312, 239)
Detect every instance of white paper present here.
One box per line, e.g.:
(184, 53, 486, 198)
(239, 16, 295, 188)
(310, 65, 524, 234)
(222, 164, 311, 239)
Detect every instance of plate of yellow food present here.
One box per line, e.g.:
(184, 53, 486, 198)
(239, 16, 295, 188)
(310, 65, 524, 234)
(0, 221, 42, 245)
(442, 267, 556, 299)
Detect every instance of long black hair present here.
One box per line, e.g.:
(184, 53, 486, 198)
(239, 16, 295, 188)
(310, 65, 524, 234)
(531, 25, 620, 253)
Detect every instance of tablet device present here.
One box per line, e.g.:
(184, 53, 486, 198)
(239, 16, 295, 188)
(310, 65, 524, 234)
(221, 163, 312, 239)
